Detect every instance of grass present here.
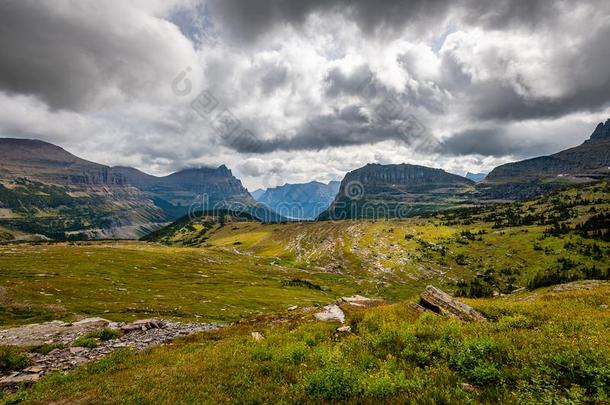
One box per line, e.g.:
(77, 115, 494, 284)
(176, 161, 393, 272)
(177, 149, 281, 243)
(3, 283, 609, 404)
(0, 346, 30, 373)
(0, 183, 609, 403)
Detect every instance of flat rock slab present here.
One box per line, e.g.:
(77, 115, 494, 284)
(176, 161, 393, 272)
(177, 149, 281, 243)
(0, 318, 115, 346)
(420, 286, 486, 322)
(314, 304, 345, 323)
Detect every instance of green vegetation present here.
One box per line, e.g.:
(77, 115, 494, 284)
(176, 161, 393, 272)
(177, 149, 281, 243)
(0, 183, 609, 403)
(0, 346, 30, 373)
(4, 284, 609, 404)
(72, 329, 122, 348)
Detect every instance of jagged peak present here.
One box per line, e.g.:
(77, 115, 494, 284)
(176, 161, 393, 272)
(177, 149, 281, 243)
(589, 119, 610, 141)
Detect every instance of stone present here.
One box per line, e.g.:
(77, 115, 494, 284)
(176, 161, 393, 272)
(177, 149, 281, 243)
(72, 317, 110, 329)
(408, 302, 428, 314)
(287, 305, 298, 311)
(251, 332, 264, 341)
(121, 319, 164, 333)
(420, 286, 486, 322)
(314, 304, 345, 323)
(69, 347, 87, 354)
(0, 373, 40, 388)
(339, 295, 379, 305)
(337, 326, 351, 333)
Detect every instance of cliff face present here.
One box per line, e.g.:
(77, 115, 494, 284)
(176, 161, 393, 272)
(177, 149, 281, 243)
(319, 164, 474, 220)
(257, 181, 340, 220)
(0, 138, 167, 240)
(113, 165, 258, 219)
(487, 120, 610, 183)
(0, 138, 129, 186)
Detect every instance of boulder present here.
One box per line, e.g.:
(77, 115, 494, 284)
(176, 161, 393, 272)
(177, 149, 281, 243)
(121, 319, 165, 333)
(419, 286, 485, 322)
(314, 305, 345, 323)
(0, 373, 40, 388)
(251, 332, 264, 341)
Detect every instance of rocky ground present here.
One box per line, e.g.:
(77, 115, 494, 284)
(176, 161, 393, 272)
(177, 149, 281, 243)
(0, 318, 223, 389)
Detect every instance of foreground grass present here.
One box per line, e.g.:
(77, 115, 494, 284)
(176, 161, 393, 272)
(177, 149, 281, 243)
(4, 282, 609, 404)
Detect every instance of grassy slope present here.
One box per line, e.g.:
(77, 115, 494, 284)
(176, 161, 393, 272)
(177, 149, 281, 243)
(1, 183, 608, 327)
(4, 282, 610, 404)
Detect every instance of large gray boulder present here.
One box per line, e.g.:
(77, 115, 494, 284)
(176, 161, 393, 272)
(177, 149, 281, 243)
(420, 286, 486, 322)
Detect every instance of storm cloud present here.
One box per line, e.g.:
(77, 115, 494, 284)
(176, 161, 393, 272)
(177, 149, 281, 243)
(0, 0, 609, 189)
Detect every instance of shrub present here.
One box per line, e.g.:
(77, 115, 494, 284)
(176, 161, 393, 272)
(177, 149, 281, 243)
(304, 365, 361, 400)
(0, 345, 31, 372)
(73, 336, 98, 348)
(450, 337, 505, 386)
(86, 328, 121, 341)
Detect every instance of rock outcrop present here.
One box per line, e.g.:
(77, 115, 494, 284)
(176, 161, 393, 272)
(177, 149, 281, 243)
(318, 163, 474, 220)
(419, 286, 486, 322)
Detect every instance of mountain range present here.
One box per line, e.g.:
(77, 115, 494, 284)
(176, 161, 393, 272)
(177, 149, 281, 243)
(253, 181, 341, 220)
(479, 119, 610, 199)
(1, 119, 609, 239)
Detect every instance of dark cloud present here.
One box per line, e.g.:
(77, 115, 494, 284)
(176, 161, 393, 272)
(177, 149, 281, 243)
(208, 0, 569, 43)
(0, 1, 194, 111)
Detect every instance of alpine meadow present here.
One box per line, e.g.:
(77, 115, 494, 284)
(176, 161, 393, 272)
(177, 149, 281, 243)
(1, 1, 610, 404)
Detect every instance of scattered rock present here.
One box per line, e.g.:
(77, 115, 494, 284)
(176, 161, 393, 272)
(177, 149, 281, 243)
(287, 305, 298, 311)
(552, 280, 605, 293)
(314, 304, 345, 323)
(420, 286, 486, 322)
(0, 373, 40, 388)
(338, 295, 380, 306)
(121, 319, 164, 333)
(0, 319, 224, 389)
(600, 304, 608, 310)
(251, 332, 264, 341)
(0, 318, 116, 346)
(336, 326, 351, 333)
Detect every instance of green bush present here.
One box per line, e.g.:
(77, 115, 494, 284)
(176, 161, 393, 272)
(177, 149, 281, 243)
(450, 337, 505, 386)
(0, 345, 31, 372)
(73, 336, 98, 349)
(304, 365, 361, 401)
(85, 328, 121, 341)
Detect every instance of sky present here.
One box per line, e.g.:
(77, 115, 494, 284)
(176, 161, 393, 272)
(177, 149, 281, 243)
(0, 0, 609, 190)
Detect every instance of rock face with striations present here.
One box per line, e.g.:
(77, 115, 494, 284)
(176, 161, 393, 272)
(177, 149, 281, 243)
(0, 138, 168, 239)
(318, 163, 474, 220)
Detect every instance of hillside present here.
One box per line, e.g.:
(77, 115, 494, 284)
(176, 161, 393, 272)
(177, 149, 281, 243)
(0, 139, 167, 240)
(318, 163, 475, 220)
(1, 182, 609, 402)
(113, 166, 285, 223)
(256, 181, 340, 220)
(481, 120, 610, 199)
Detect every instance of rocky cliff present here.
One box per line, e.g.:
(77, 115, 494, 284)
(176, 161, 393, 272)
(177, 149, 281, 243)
(318, 164, 474, 220)
(0, 138, 168, 240)
(482, 120, 610, 199)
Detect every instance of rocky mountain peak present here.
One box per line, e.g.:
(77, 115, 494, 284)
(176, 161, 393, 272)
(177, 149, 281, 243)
(589, 119, 610, 141)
